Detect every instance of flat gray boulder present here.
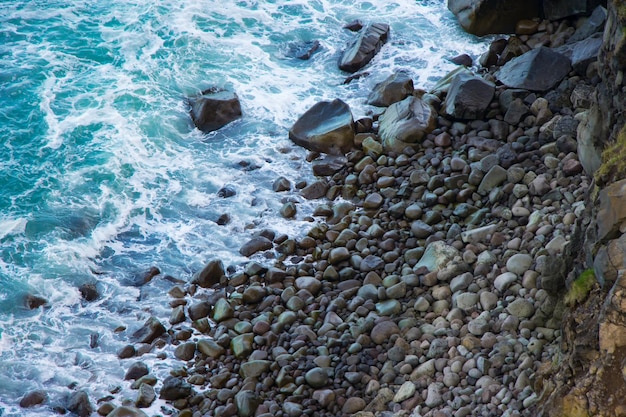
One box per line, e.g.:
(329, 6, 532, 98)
(190, 88, 242, 132)
(367, 71, 414, 107)
(289, 99, 355, 155)
(496, 47, 571, 92)
(339, 23, 389, 73)
(543, 0, 603, 21)
(378, 96, 437, 152)
(556, 33, 603, 75)
(443, 72, 495, 120)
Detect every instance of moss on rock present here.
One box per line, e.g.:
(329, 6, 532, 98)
(564, 269, 596, 307)
(595, 124, 626, 185)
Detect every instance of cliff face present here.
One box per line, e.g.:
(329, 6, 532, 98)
(536, 1, 626, 416)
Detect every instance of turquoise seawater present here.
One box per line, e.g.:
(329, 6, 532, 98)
(0, 1, 488, 414)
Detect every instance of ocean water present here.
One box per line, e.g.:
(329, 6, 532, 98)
(0, 1, 489, 415)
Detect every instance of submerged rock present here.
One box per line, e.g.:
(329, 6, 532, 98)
(189, 87, 242, 133)
(19, 390, 47, 408)
(67, 390, 93, 417)
(339, 23, 389, 73)
(289, 99, 355, 155)
(159, 376, 192, 400)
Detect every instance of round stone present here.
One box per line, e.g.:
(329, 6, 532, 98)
(342, 397, 366, 414)
(305, 367, 329, 388)
(506, 254, 533, 275)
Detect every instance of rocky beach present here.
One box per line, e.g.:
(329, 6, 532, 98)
(17, 1, 626, 416)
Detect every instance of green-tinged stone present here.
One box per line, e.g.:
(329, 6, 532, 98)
(376, 299, 402, 316)
(212, 298, 234, 322)
(197, 339, 225, 358)
(231, 333, 254, 359)
(240, 360, 271, 379)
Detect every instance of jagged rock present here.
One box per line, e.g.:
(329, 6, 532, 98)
(189, 88, 242, 133)
(78, 282, 99, 301)
(131, 316, 165, 344)
(312, 156, 347, 176)
(556, 33, 603, 75)
(300, 180, 329, 200)
(159, 376, 192, 400)
(543, 0, 603, 20)
(68, 390, 93, 417)
(450, 53, 473, 66)
(596, 179, 626, 243)
(191, 259, 225, 288)
(414, 241, 460, 273)
(289, 99, 355, 155)
(448, 0, 541, 36)
(379, 96, 437, 152)
(107, 406, 149, 417)
(569, 5, 608, 42)
(239, 236, 273, 257)
(20, 390, 47, 408)
(496, 47, 571, 92)
(286, 40, 321, 60)
(135, 383, 156, 408)
(442, 72, 495, 120)
(339, 23, 389, 72)
(367, 71, 414, 107)
(24, 294, 47, 309)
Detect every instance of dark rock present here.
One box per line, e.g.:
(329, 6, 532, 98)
(344, 19, 364, 32)
(68, 390, 93, 417)
(443, 72, 495, 120)
(272, 177, 291, 192)
(555, 33, 603, 75)
(188, 301, 211, 321)
(78, 282, 99, 301)
(543, 0, 603, 20)
(235, 390, 260, 417)
(24, 294, 47, 309)
(20, 390, 47, 408)
(174, 342, 197, 361)
(191, 259, 225, 288)
(496, 47, 571, 92)
(240, 236, 273, 257)
(189, 87, 242, 133)
(300, 180, 329, 200)
(286, 40, 320, 60)
(379, 96, 437, 152)
(216, 213, 231, 225)
(339, 23, 389, 72)
(450, 53, 473, 66)
(135, 383, 156, 408)
(448, 0, 541, 36)
(367, 71, 414, 107)
(125, 362, 149, 381)
(118, 344, 136, 359)
(217, 185, 237, 198)
(289, 99, 355, 155)
(312, 156, 347, 176)
(159, 376, 192, 401)
(504, 98, 529, 125)
(569, 5, 608, 43)
(131, 316, 165, 344)
(108, 406, 148, 417)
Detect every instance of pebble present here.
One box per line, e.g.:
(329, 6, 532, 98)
(506, 254, 533, 275)
(494, 272, 517, 292)
(506, 298, 535, 318)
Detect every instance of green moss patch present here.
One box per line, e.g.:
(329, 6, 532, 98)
(595, 124, 626, 185)
(564, 269, 596, 307)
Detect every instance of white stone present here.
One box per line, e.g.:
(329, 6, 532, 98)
(494, 272, 517, 292)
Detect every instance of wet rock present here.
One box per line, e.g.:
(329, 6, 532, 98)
(367, 71, 414, 107)
(191, 259, 225, 288)
(286, 39, 321, 60)
(135, 383, 156, 408)
(198, 339, 225, 358)
(217, 185, 237, 198)
(301, 180, 329, 200)
(212, 298, 234, 322)
(289, 99, 355, 155)
(496, 47, 571, 91)
(339, 23, 389, 72)
(312, 156, 347, 176)
(189, 88, 242, 133)
(443, 72, 495, 120)
(68, 390, 93, 417)
(24, 294, 47, 309)
(132, 316, 165, 344)
(159, 376, 192, 401)
(174, 342, 196, 361)
(78, 282, 99, 301)
(19, 390, 47, 408)
(239, 236, 273, 257)
(125, 362, 149, 380)
(272, 176, 291, 192)
(240, 360, 271, 379)
(378, 96, 437, 152)
(107, 406, 149, 417)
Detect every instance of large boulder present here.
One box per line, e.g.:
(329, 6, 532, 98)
(442, 72, 495, 119)
(447, 0, 541, 36)
(496, 47, 571, 92)
(289, 99, 355, 155)
(568, 5, 608, 43)
(131, 316, 165, 344)
(107, 406, 149, 417)
(543, 0, 604, 21)
(556, 33, 603, 75)
(159, 376, 192, 400)
(189, 88, 242, 133)
(378, 96, 437, 153)
(339, 23, 389, 73)
(191, 259, 225, 288)
(367, 71, 414, 107)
